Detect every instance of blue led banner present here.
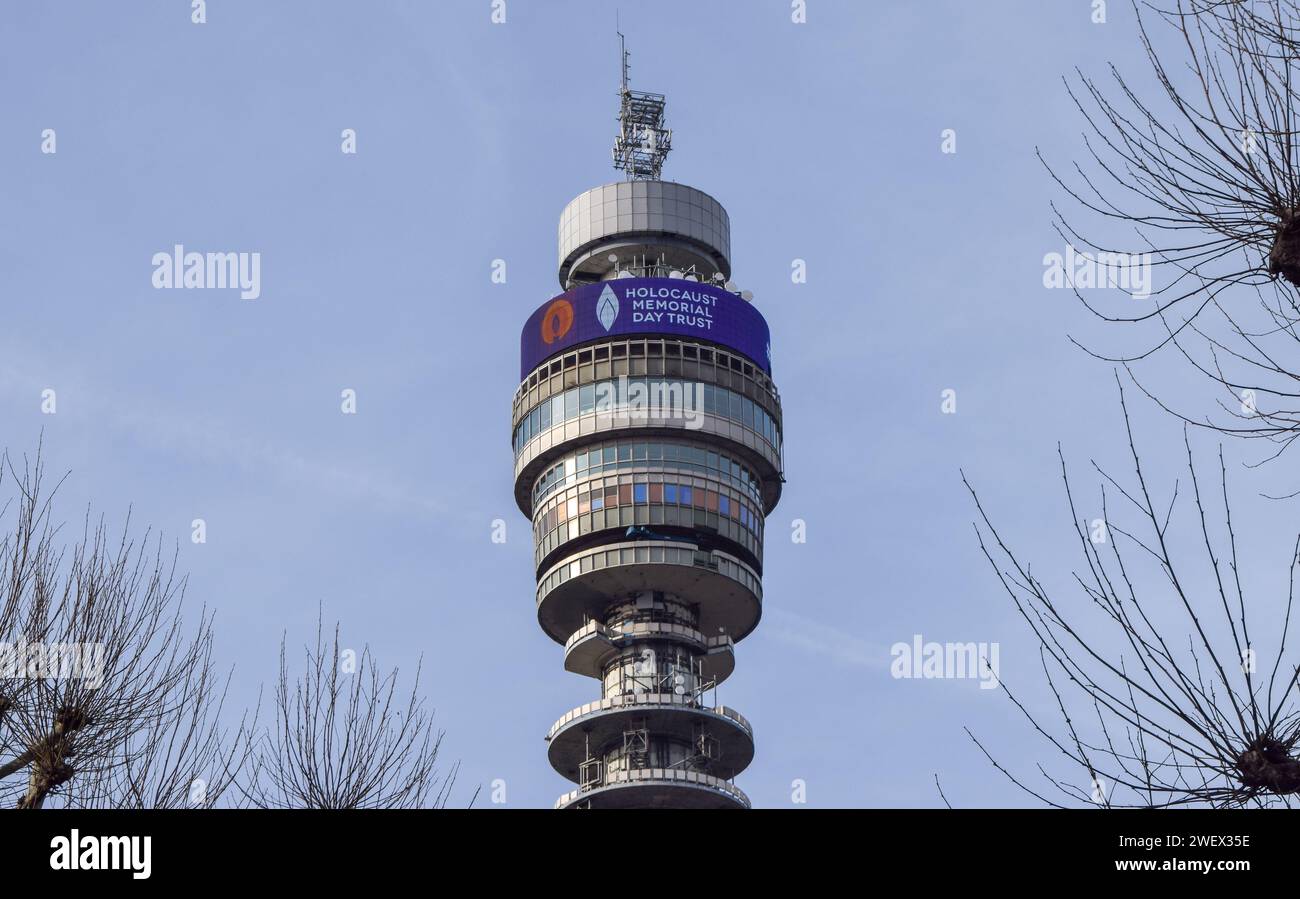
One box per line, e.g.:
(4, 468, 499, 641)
(520, 278, 771, 378)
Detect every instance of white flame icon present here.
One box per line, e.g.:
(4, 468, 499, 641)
(597, 284, 620, 331)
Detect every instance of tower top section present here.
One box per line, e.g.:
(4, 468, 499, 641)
(556, 181, 731, 289)
(612, 33, 672, 181)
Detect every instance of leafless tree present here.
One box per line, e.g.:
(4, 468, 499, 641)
(0, 449, 253, 809)
(240, 615, 468, 809)
(1047, 0, 1300, 470)
(963, 381, 1300, 807)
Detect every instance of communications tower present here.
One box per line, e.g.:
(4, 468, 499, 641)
(512, 38, 784, 808)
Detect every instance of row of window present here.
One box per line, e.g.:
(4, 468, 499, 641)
(534, 505, 762, 574)
(531, 441, 763, 509)
(513, 377, 782, 456)
(533, 476, 764, 544)
(515, 338, 777, 407)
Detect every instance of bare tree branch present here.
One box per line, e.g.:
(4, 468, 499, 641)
(239, 612, 471, 809)
(0, 445, 254, 809)
(964, 379, 1300, 807)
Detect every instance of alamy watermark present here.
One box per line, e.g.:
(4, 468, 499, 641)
(0, 638, 106, 688)
(50, 830, 150, 880)
(1042, 245, 1152, 299)
(593, 375, 706, 430)
(151, 244, 261, 299)
(890, 634, 1000, 690)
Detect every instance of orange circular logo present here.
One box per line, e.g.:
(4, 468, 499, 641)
(541, 298, 574, 345)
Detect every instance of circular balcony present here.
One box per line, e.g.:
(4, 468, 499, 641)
(546, 693, 754, 782)
(535, 540, 762, 644)
(563, 620, 736, 683)
(555, 769, 750, 809)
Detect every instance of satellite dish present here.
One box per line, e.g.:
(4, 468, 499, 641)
(712, 272, 725, 282)
(607, 254, 619, 263)
(685, 274, 699, 282)
(617, 269, 635, 279)
(724, 281, 737, 292)
(740, 290, 754, 302)
(668, 270, 683, 279)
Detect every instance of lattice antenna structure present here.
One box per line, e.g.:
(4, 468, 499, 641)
(612, 33, 672, 180)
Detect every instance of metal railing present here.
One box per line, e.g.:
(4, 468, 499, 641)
(547, 693, 751, 742)
(555, 768, 750, 809)
(563, 619, 735, 655)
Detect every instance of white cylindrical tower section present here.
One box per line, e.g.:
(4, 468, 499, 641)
(558, 181, 732, 289)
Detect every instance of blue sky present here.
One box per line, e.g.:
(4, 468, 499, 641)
(2, 0, 1294, 808)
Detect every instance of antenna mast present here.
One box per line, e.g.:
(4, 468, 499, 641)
(612, 32, 672, 180)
